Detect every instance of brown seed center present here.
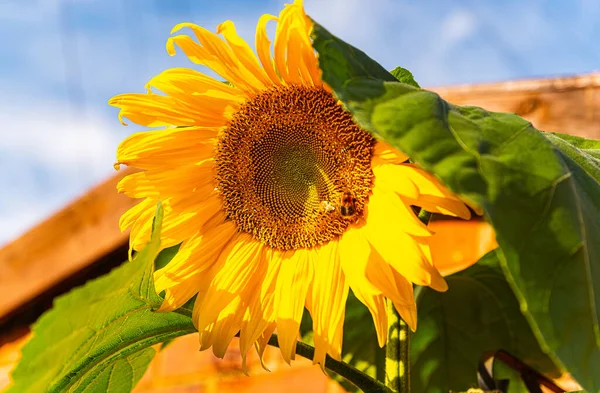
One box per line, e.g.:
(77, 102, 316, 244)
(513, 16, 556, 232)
(216, 85, 375, 250)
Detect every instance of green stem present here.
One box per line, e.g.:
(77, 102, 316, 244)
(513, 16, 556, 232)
(268, 334, 393, 393)
(385, 303, 410, 392)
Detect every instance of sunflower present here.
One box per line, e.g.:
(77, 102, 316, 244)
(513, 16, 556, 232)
(109, 0, 472, 368)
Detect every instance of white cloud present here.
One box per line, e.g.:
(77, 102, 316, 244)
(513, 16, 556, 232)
(304, 0, 409, 55)
(0, 103, 120, 175)
(440, 9, 477, 48)
(0, 94, 123, 245)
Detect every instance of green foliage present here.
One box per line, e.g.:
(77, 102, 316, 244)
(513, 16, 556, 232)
(546, 132, 600, 178)
(154, 244, 181, 271)
(312, 20, 600, 392)
(7, 204, 196, 393)
(390, 66, 420, 88)
(412, 251, 558, 393)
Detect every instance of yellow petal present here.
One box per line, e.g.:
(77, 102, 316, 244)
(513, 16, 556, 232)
(398, 164, 471, 220)
(428, 219, 498, 276)
(192, 265, 220, 331)
(273, 0, 320, 86)
(390, 269, 417, 331)
(363, 190, 447, 290)
(145, 69, 244, 124)
(394, 300, 418, 332)
(283, 23, 303, 85)
(209, 296, 246, 358)
(117, 160, 216, 199)
(154, 220, 238, 293)
(239, 248, 281, 357)
(338, 226, 388, 346)
(308, 240, 349, 366)
(373, 141, 410, 164)
(255, 14, 282, 86)
(364, 244, 417, 306)
(128, 194, 219, 253)
(217, 20, 273, 87)
(115, 126, 219, 170)
(373, 163, 419, 200)
(369, 187, 432, 237)
(298, 32, 321, 87)
(194, 234, 265, 332)
(119, 198, 157, 232)
(292, 0, 322, 87)
(275, 248, 314, 364)
(360, 292, 388, 347)
(167, 23, 265, 94)
(108, 93, 224, 128)
(338, 226, 378, 294)
(147, 67, 247, 102)
(128, 199, 158, 255)
(254, 323, 277, 372)
(130, 193, 224, 252)
(156, 275, 202, 312)
(273, 6, 292, 83)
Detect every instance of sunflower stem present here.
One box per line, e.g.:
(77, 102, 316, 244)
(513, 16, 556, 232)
(385, 303, 410, 393)
(267, 335, 393, 393)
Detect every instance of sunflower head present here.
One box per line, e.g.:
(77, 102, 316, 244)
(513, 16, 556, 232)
(216, 84, 376, 250)
(109, 0, 472, 368)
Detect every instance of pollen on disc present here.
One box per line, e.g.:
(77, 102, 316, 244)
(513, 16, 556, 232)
(216, 85, 375, 250)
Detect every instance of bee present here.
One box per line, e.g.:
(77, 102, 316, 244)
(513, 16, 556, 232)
(339, 191, 357, 218)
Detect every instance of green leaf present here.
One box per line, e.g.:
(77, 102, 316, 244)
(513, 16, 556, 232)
(154, 244, 181, 271)
(411, 251, 559, 393)
(8, 203, 196, 393)
(390, 66, 420, 88)
(545, 132, 600, 179)
(312, 22, 600, 392)
(548, 132, 600, 159)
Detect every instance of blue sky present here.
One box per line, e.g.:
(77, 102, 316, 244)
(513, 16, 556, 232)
(0, 0, 598, 245)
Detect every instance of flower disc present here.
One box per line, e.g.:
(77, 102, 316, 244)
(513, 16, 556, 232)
(216, 85, 375, 250)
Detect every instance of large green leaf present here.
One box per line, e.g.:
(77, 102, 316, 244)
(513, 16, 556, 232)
(548, 132, 600, 160)
(412, 251, 558, 393)
(312, 22, 600, 392)
(545, 132, 600, 179)
(7, 204, 196, 393)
